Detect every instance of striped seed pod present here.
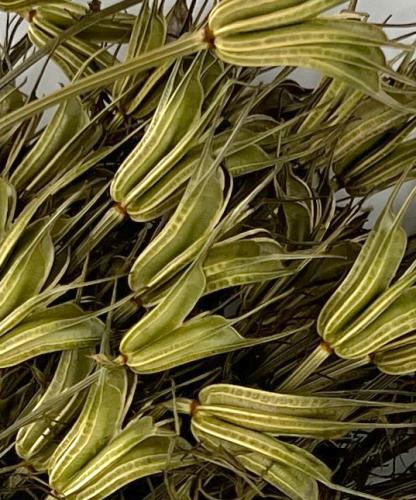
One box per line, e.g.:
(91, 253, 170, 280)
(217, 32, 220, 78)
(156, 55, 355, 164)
(15, 349, 94, 471)
(123, 309, 304, 374)
(342, 138, 416, 196)
(120, 263, 205, 356)
(0, 302, 104, 368)
(112, 0, 167, 108)
(110, 57, 205, 213)
(333, 110, 414, 178)
(54, 416, 193, 499)
(28, 14, 117, 81)
(192, 413, 332, 484)
(194, 383, 416, 440)
(0, 178, 16, 243)
(0, 219, 54, 323)
(128, 165, 225, 293)
(208, 1, 397, 100)
(33, 1, 134, 42)
(202, 232, 297, 294)
(318, 191, 409, 345)
(10, 98, 88, 191)
(48, 366, 128, 492)
(127, 123, 272, 222)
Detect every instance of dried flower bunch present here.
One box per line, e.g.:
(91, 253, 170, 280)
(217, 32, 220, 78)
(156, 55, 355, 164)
(0, 1, 416, 499)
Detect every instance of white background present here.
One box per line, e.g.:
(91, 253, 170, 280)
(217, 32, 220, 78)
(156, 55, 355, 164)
(1, 0, 416, 230)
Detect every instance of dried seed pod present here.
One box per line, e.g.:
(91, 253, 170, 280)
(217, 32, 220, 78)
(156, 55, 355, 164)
(196, 384, 416, 438)
(374, 341, 416, 375)
(343, 138, 416, 196)
(203, 233, 293, 294)
(28, 15, 117, 81)
(237, 450, 319, 500)
(15, 349, 94, 471)
(48, 366, 128, 492)
(208, 2, 397, 100)
(335, 288, 416, 360)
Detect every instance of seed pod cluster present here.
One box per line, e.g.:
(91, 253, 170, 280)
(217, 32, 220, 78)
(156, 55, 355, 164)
(1, 1, 416, 499)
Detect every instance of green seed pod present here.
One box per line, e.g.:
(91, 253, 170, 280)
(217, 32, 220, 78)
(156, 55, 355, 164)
(48, 366, 128, 492)
(375, 342, 416, 375)
(110, 57, 204, 208)
(10, 98, 88, 191)
(335, 288, 416, 359)
(34, 1, 134, 42)
(0, 303, 104, 368)
(113, 1, 167, 105)
(208, 2, 394, 98)
(237, 450, 319, 500)
(191, 413, 332, 484)
(28, 15, 117, 81)
(15, 348, 93, 471)
(120, 263, 205, 355)
(199, 384, 365, 419)
(0, 219, 54, 324)
(331, 94, 412, 177)
(343, 139, 416, 196)
(203, 234, 293, 294)
(208, 0, 345, 35)
(0, 178, 16, 243)
(318, 197, 408, 345)
(128, 166, 224, 293)
(57, 417, 192, 499)
(124, 311, 295, 374)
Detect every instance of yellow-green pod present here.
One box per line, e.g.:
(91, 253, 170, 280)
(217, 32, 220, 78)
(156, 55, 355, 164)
(48, 366, 128, 492)
(15, 348, 93, 471)
(318, 197, 408, 345)
(34, 2, 134, 42)
(0, 219, 54, 324)
(375, 342, 416, 375)
(128, 166, 224, 293)
(199, 384, 367, 420)
(113, 0, 167, 102)
(237, 451, 319, 500)
(58, 417, 192, 499)
(0, 303, 104, 368)
(120, 263, 205, 355)
(110, 58, 204, 206)
(0, 178, 16, 242)
(191, 413, 332, 483)
(10, 98, 87, 190)
(335, 288, 416, 359)
(203, 236, 292, 294)
(208, 0, 345, 35)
